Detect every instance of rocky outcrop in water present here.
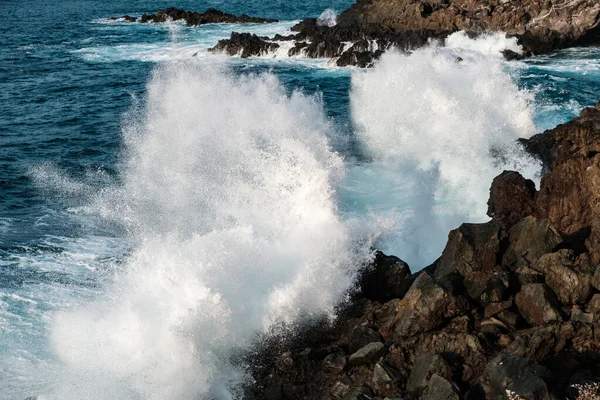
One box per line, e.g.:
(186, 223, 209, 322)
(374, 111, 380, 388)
(211, 33, 280, 58)
(246, 103, 600, 399)
(212, 0, 600, 66)
(111, 7, 277, 26)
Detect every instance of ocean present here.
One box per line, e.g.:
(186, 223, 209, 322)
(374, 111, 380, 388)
(1, 0, 600, 398)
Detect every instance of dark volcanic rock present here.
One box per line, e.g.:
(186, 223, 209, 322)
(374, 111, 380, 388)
(246, 105, 600, 400)
(383, 273, 468, 339)
(337, 0, 600, 55)
(210, 32, 279, 58)
(138, 7, 277, 26)
(360, 251, 413, 302)
(536, 102, 600, 264)
(515, 283, 562, 326)
(487, 171, 537, 231)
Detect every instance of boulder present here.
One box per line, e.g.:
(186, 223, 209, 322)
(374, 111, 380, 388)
(406, 353, 453, 395)
(324, 353, 347, 373)
(502, 216, 562, 270)
(487, 355, 553, 400)
(530, 250, 593, 305)
(434, 221, 500, 281)
(385, 273, 468, 338)
(349, 342, 387, 366)
(487, 171, 537, 231)
(360, 251, 413, 302)
(422, 374, 460, 400)
(515, 283, 562, 326)
(349, 326, 384, 354)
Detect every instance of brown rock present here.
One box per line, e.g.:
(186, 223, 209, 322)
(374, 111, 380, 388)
(502, 216, 562, 270)
(406, 353, 452, 395)
(505, 325, 558, 362)
(487, 170, 537, 231)
(386, 274, 468, 339)
(536, 103, 600, 264)
(484, 299, 513, 319)
(530, 249, 594, 305)
(515, 283, 562, 326)
(433, 222, 500, 281)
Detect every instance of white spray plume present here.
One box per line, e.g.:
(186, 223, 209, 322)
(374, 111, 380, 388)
(48, 60, 374, 400)
(349, 40, 540, 268)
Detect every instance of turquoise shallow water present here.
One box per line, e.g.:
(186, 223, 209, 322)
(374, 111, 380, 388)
(1, 0, 600, 398)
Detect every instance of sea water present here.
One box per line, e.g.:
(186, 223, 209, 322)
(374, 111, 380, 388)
(1, 0, 600, 398)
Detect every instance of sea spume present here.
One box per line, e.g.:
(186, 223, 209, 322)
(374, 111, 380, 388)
(47, 61, 374, 399)
(348, 32, 541, 268)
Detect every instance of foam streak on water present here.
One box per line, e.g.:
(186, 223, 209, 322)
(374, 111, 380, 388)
(47, 61, 373, 399)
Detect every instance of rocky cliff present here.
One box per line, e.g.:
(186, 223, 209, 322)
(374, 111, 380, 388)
(245, 103, 600, 399)
(212, 0, 600, 66)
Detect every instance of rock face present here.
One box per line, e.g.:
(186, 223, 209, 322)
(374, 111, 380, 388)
(114, 7, 277, 25)
(210, 32, 279, 58)
(204, 0, 600, 66)
(339, 0, 600, 54)
(245, 104, 600, 400)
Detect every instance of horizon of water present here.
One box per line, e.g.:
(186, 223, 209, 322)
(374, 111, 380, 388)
(2, 0, 600, 398)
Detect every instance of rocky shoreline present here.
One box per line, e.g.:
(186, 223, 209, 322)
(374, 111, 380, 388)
(212, 0, 600, 66)
(109, 7, 277, 26)
(245, 103, 600, 399)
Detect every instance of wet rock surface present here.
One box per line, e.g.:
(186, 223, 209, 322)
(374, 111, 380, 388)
(245, 104, 600, 399)
(202, 0, 600, 66)
(113, 7, 278, 26)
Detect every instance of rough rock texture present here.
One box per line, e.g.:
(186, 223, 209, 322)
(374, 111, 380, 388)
(535, 102, 600, 264)
(244, 105, 600, 400)
(134, 7, 277, 25)
(487, 171, 537, 232)
(339, 0, 600, 54)
(208, 0, 600, 66)
(210, 32, 279, 58)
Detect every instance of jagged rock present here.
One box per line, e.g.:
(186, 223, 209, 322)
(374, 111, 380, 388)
(372, 361, 402, 386)
(324, 353, 347, 373)
(336, 49, 382, 68)
(536, 103, 600, 263)
(484, 299, 513, 319)
(505, 325, 558, 362)
(487, 171, 537, 231)
(518, 132, 556, 174)
(496, 310, 520, 328)
(530, 250, 594, 305)
(515, 283, 562, 326)
(383, 274, 468, 339)
(331, 376, 354, 399)
(406, 353, 453, 395)
(210, 32, 279, 58)
(349, 326, 384, 354)
(415, 332, 486, 382)
(349, 342, 387, 366)
(487, 355, 553, 400)
(138, 7, 277, 26)
(463, 271, 507, 305)
(338, 0, 600, 55)
(433, 221, 500, 283)
(422, 374, 460, 400)
(502, 216, 562, 270)
(360, 252, 413, 302)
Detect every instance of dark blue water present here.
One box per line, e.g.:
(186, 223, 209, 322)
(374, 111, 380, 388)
(1, 0, 600, 398)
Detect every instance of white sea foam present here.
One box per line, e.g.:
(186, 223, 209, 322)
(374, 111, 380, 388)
(444, 31, 522, 56)
(317, 9, 338, 27)
(47, 60, 374, 399)
(348, 39, 541, 268)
